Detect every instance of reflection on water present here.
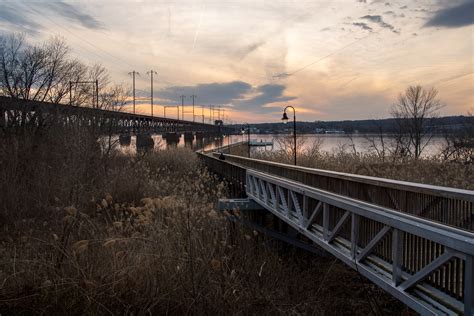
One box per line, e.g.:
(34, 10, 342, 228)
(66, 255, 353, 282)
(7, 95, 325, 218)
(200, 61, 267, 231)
(117, 133, 447, 157)
(246, 134, 446, 157)
(117, 134, 229, 154)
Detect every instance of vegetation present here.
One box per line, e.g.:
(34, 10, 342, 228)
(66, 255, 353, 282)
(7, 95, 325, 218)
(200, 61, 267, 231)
(0, 33, 127, 109)
(0, 123, 414, 315)
(251, 130, 473, 190)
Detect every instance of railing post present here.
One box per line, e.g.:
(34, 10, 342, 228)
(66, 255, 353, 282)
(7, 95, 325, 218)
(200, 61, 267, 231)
(302, 193, 308, 222)
(465, 255, 473, 316)
(392, 228, 404, 286)
(323, 203, 329, 241)
(275, 184, 280, 213)
(351, 213, 359, 259)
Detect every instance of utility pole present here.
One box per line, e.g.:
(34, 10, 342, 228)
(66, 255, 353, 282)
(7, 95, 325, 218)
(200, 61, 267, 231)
(147, 70, 157, 117)
(128, 71, 139, 114)
(95, 79, 99, 109)
(190, 95, 197, 122)
(180, 95, 186, 120)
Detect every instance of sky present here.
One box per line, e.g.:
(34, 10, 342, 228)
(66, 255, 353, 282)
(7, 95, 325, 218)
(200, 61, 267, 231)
(0, 0, 473, 123)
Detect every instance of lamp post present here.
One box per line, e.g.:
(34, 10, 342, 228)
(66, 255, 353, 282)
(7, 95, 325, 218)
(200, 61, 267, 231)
(219, 135, 226, 160)
(282, 106, 296, 165)
(241, 123, 250, 158)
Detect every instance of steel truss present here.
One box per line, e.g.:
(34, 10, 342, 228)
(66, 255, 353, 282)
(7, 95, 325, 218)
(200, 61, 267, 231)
(0, 96, 231, 134)
(246, 169, 474, 315)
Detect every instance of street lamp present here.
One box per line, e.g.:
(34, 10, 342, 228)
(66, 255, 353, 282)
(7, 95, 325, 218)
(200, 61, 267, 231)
(282, 105, 297, 165)
(219, 135, 226, 160)
(241, 123, 250, 158)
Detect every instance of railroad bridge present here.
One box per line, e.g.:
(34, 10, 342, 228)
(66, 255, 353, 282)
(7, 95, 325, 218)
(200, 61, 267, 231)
(199, 145, 474, 315)
(0, 96, 233, 147)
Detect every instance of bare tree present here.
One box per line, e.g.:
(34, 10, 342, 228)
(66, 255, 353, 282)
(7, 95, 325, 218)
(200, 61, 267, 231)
(391, 85, 443, 159)
(0, 33, 26, 98)
(441, 112, 474, 163)
(99, 84, 129, 111)
(0, 33, 128, 111)
(275, 134, 306, 164)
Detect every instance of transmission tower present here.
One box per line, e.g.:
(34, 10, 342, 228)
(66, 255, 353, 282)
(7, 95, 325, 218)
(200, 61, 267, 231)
(128, 71, 140, 114)
(147, 70, 157, 117)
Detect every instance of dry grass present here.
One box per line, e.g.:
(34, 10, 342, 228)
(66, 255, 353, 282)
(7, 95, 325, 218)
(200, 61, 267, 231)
(252, 138, 474, 190)
(0, 126, 412, 315)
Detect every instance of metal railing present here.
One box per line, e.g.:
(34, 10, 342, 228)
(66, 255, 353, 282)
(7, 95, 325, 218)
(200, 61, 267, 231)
(197, 152, 247, 198)
(212, 153, 474, 231)
(246, 169, 474, 315)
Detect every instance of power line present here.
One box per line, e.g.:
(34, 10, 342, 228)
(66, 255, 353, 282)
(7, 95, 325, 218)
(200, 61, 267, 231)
(274, 32, 375, 78)
(27, 6, 136, 69)
(128, 71, 140, 114)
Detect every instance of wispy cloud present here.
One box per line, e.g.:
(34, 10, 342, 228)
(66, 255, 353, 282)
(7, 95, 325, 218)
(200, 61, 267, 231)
(360, 14, 398, 32)
(353, 22, 373, 31)
(42, 1, 103, 29)
(0, 3, 41, 34)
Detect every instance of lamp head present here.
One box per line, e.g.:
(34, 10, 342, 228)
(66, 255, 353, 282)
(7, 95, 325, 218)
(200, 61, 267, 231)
(281, 111, 289, 124)
(241, 127, 245, 134)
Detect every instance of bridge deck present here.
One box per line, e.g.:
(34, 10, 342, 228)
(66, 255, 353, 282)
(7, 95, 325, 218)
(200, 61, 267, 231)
(0, 96, 232, 134)
(199, 150, 474, 315)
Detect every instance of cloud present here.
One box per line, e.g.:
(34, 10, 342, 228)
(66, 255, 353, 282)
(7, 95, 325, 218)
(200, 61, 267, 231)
(360, 14, 398, 32)
(235, 40, 266, 59)
(0, 1, 102, 32)
(0, 3, 41, 34)
(236, 84, 297, 112)
(425, 0, 474, 28)
(157, 81, 252, 105)
(156, 81, 295, 114)
(353, 22, 373, 31)
(42, 1, 103, 29)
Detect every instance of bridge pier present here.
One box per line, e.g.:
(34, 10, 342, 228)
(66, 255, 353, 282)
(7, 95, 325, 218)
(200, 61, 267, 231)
(184, 132, 194, 148)
(119, 132, 131, 146)
(136, 133, 154, 151)
(164, 132, 181, 147)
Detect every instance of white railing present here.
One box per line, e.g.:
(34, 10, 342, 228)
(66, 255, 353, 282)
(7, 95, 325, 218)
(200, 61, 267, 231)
(246, 169, 474, 315)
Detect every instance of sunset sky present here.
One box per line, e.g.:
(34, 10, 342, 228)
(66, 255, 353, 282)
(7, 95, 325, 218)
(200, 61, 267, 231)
(0, 0, 472, 122)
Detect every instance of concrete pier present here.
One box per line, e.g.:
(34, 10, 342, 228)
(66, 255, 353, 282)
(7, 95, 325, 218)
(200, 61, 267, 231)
(164, 132, 180, 147)
(119, 133, 131, 146)
(184, 132, 194, 148)
(136, 133, 154, 150)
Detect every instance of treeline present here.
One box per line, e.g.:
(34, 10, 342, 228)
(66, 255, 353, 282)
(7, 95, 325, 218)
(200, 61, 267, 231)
(0, 33, 127, 109)
(233, 115, 474, 135)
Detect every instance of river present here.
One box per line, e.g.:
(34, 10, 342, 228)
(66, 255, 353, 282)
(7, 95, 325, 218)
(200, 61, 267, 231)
(119, 133, 447, 157)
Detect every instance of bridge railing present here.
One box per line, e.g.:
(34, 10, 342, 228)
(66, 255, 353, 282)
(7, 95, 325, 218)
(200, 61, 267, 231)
(197, 152, 247, 198)
(212, 153, 474, 231)
(246, 169, 474, 315)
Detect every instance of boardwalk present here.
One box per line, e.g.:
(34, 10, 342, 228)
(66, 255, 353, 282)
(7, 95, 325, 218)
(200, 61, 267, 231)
(200, 147, 474, 315)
